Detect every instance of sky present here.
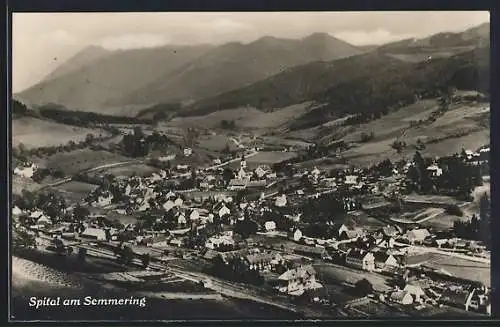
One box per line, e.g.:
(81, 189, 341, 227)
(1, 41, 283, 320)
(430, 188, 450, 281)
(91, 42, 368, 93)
(12, 11, 489, 92)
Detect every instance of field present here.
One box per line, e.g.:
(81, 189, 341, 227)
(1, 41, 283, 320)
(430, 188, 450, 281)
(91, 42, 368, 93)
(288, 99, 489, 167)
(12, 175, 42, 196)
(165, 102, 314, 131)
(195, 134, 240, 152)
(36, 149, 131, 175)
(313, 263, 393, 292)
(94, 163, 158, 177)
(46, 181, 98, 204)
(12, 117, 110, 149)
(425, 254, 491, 287)
(246, 151, 298, 165)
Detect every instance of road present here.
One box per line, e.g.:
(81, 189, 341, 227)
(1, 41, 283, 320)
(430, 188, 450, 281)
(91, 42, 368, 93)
(394, 242, 490, 264)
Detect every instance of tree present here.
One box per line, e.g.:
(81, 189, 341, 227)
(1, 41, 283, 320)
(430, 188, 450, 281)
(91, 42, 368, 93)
(118, 245, 134, 265)
(77, 247, 88, 262)
(353, 278, 374, 296)
(479, 192, 491, 247)
(85, 133, 95, 144)
(141, 253, 151, 268)
(73, 204, 90, 222)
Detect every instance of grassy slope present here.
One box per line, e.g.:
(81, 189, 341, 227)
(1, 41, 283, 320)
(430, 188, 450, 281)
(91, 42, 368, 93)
(12, 117, 110, 149)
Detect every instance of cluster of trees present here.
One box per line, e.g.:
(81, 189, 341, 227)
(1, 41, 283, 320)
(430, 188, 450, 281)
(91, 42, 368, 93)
(453, 194, 490, 247)
(406, 151, 482, 200)
(32, 167, 65, 183)
(344, 112, 383, 126)
(220, 120, 236, 129)
(13, 190, 68, 224)
(13, 133, 105, 162)
(370, 158, 394, 177)
(38, 104, 151, 126)
(12, 228, 37, 249)
(206, 255, 264, 286)
(391, 139, 407, 154)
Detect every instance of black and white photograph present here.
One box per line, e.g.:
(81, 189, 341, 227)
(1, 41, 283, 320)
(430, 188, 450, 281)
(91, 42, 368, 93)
(10, 11, 491, 321)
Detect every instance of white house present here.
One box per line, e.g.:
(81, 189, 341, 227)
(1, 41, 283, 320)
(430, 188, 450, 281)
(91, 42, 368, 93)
(238, 167, 247, 179)
(96, 193, 113, 207)
(124, 184, 132, 196)
(205, 233, 235, 250)
(184, 148, 193, 157)
(14, 163, 38, 179)
(255, 166, 267, 179)
(166, 190, 176, 199)
(176, 164, 189, 171)
(275, 194, 287, 207)
(12, 206, 22, 216)
(427, 164, 443, 177)
(264, 221, 277, 232)
(174, 197, 184, 207)
(390, 290, 414, 305)
(345, 175, 358, 185)
(177, 213, 187, 226)
(218, 204, 231, 218)
(81, 227, 107, 241)
(406, 229, 430, 244)
(289, 228, 303, 242)
(37, 215, 51, 225)
(345, 249, 375, 271)
(404, 283, 426, 303)
(189, 209, 200, 221)
(163, 200, 175, 212)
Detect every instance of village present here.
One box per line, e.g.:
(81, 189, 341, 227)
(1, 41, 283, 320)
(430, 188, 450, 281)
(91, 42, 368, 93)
(11, 127, 492, 319)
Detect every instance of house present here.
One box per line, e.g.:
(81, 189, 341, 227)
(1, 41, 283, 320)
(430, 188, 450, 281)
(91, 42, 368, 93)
(176, 164, 189, 172)
(205, 233, 235, 250)
(12, 206, 23, 216)
(275, 194, 287, 207)
(215, 202, 231, 218)
(426, 164, 443, 177)
(36, 215, 51, 226)
(294, 245, 331, 260)
(441, 286, 476, 311)
(163, 200, 175, 212)
(275, 265, 323, 296)
(228, 178, 248, 191)
(264, 221, 276, 232)
(339, 228, 363, 241)
(406, 229, 430, 244)
(254, 166, 267, 179)
(404, 283, 426, 302)
(373, 251, 399, 269)
(184, 148, 193, 157)
(176, 212, 187, 226)
(390, 290, 414, 305)
(237, 167, 247, 179)
(174, 197, 184, 207)
(189, 209, 200, 221)
(166, 191, 176, 199)
(345, 175, 358, 185)
(158, 154, 176, 162)
(145, 235, 170, 248)
(169, 238, 184, 247)
(381, 226, 399, 238)
(81, 227, 107, 241)
(244, 252, 282, 271)
(288, 228, 303, 242)
(14, 163, 38, 179)
(345, 249, 375, 271)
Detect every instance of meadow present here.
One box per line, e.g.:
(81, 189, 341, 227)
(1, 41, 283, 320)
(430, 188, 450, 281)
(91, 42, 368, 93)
(12, 117, 110, 149)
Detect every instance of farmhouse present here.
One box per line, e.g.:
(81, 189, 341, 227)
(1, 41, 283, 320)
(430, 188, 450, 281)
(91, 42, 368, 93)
(81, 227, 107, 241)
(205, 232, 235, 250)
(229, 178, 248, 191)
(264, 221, 277, 232)
(345, 249, 375, 271)
(426, 164, 443, 177)
(288, 228, 303, 242)
(404, 283, 426, 302)
(163, 200, 175, 211)
(275, 194, 287, 207)
(14, 162, 38, 179)
(244, 252, 283, 271)
(293, 244, 331, 260)
(184, 148, 193, 157)
(390, 290, 414, 305)
(406, 229, 430, 244)
(275, 265, 323, 296)
(373, 251, 399, 270)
